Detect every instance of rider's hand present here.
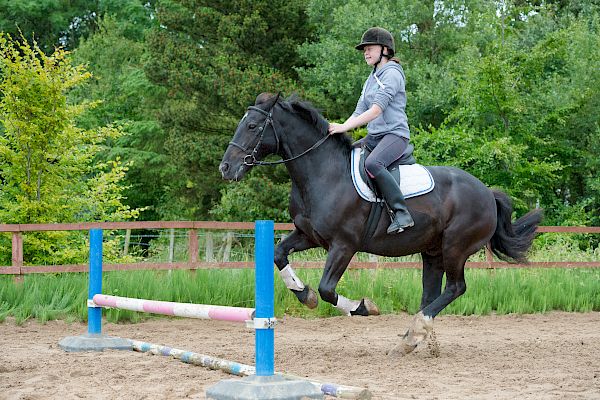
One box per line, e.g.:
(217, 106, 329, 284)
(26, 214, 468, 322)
(328, 123, 347, 135)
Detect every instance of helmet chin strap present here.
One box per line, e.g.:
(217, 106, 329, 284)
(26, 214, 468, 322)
(373, 46, 390, 72)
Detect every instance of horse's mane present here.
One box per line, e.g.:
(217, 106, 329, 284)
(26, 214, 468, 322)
(279, 94, 353, 150)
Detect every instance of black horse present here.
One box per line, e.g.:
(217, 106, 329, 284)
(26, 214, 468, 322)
(220, 93, 542, 355)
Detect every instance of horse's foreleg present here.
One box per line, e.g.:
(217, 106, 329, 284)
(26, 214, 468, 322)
(274, 228, 319, 309)
(318, 245, 380, 316)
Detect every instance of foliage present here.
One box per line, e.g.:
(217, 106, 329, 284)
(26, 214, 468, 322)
(210, 173, 291, 222)
(412, 124, 559, 212)
(0, 0, 92, 52)
(0, 0, 158, 52)
(1, 265, 598, 324)
(72, 16, 169, 221)
(143, 0, 313, 219)
(0, 34, 140, 264)
(444, 10, 600, 220)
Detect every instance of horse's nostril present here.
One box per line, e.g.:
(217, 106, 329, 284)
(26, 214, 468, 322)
(219, 162, 230, 175)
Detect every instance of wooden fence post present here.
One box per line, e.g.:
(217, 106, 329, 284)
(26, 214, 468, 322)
(168, 228, 175, 263)
(12, 232, 23, 275)
(485, 246, 494, 269)
(222, 232, 233, 262)
(123, 229, 131, 256)
(205, 232, 215, 262)
(188, 229, 198, 264)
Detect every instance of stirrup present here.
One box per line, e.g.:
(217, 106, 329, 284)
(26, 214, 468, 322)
(387, 213, 414, 234)
(388, 226, 404, 234)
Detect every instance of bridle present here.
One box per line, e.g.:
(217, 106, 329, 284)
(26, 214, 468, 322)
(228, 96, 330, 167)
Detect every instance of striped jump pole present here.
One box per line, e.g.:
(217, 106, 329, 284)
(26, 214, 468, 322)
(131, 340, 372, 399)
(92, 294, 255, 323)
(206, 220, 323, 400)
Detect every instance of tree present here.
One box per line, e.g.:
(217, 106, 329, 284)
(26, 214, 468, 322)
(0, 0, 92, 52)
(443, 6, 600, 220)
(210, 174, 291, 222)
(0, 34, 140, 264)
(0, 0, 158, 52)
(144, 0, 313, 219)
(72, 16, 169, 221)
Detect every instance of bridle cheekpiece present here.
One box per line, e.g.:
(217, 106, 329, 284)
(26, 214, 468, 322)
(228, 94, 330, 167)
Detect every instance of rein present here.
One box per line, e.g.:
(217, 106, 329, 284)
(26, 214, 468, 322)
(228, 100, 330, 167)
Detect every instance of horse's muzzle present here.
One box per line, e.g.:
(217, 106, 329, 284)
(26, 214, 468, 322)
(219, 161, 246, 181)
(219, 161, 230, 178)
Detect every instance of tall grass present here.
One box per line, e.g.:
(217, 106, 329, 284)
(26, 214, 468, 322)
(1, 268, 598, 325)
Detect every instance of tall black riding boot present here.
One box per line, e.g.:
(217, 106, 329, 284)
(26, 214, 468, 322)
(372, 169, 415, 234)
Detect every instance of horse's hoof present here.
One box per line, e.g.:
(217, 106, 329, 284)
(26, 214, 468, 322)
(388, 312, 434, 356)
(412, 311, 434, 336)
(363, 298, 380, 315)
(387, 340, 417, 357)
(350, 298, 380, 316)
(292, 286, 318, 309)
(304, 286, 319, 309)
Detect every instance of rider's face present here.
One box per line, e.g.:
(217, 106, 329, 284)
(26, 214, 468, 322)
(363, 45, 383, 66)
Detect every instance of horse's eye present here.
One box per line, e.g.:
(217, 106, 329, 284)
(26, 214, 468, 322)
(248, 123, 257, 130)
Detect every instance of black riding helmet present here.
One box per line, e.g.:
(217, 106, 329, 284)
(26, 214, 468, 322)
(355, 27, 395, 55)
(356, 27, 395, 71)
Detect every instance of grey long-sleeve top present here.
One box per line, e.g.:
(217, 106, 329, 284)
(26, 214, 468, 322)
(352, 62, 410, 145)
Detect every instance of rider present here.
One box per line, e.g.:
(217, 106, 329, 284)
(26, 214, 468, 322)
(328, 27, 414, 234)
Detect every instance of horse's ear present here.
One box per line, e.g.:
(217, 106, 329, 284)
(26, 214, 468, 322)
(255, 92, 282, 109)
(255, 92, 274, 105)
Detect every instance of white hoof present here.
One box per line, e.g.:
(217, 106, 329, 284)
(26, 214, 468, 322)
(388, 311, 433, 356)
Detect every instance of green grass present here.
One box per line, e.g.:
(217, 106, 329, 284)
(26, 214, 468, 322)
(1, 268, 598, 325)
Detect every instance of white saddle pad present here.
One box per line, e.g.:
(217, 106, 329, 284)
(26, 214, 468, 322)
(351, 148, 435, 203)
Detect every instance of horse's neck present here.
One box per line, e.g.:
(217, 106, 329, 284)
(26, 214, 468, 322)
(282, 129, 349, 200)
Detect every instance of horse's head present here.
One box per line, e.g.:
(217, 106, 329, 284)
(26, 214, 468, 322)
(219, 93, 281, 181)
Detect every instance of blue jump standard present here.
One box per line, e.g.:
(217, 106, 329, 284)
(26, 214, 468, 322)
(205, 220, 323, 400)
(58, 228, 132, 352)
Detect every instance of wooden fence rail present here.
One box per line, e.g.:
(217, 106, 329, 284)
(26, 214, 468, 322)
(1, 222, 599, 275)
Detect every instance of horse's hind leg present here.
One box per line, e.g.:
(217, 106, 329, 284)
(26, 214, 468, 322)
(420, 252, 444, 310)
(387, 253, 444, 356)
(421, 234, 486, 319)
(392, 248, 477, 357)
(274, 228, 319, 309)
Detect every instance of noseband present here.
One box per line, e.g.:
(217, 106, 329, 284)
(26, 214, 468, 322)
(228, 100, 330, 167)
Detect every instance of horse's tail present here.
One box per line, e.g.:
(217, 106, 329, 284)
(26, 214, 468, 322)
(489, 190, 543, 263)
